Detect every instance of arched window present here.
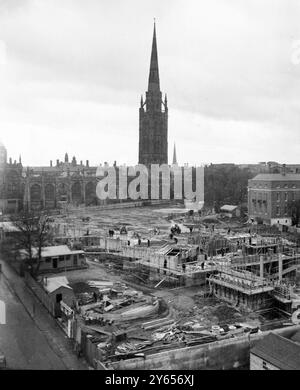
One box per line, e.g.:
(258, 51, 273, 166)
(30, 184, 41, 202)
(45, 184, 55, 201)
(72, 181, 82, 204)
(6, 171, 20, 198)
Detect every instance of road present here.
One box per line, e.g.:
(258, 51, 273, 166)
(0, 260, 88, 370)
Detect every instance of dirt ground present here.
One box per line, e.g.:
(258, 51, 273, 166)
(53, 205, 184, 238)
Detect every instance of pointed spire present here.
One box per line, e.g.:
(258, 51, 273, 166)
(19, 155, 22, 164)
(172, 143, 177, 165)
(65, 153, 69, 163)
(148, 20, 160, 92)
(140, 94, 144, 107)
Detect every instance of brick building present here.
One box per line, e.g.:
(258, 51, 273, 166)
(248, 171, 300, 226)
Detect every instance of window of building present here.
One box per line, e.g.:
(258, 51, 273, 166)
(45, 257, 51, 263)
(59, 256, 64, 262)
(276, 206, 280, 215)
(284, 206, 288, 215)
(65, 255, 71, 261)
(285, 192, 288, 201)
(276, 192, 280, 202)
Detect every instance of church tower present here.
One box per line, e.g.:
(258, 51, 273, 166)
(139, 22, 168, 166)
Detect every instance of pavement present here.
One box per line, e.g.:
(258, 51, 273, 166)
(0, 258, 88, 370)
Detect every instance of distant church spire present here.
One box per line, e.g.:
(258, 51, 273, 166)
(148, 20, 160, 92)
(65, 153, 69, 163)
(172, 143, 177, 165)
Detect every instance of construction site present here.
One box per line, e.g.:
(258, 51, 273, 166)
(19, 202, 300, 370)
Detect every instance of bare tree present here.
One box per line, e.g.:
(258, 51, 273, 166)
(10, 210, 51, 276)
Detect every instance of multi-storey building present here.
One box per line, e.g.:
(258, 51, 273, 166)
(248, 169, 300, 226)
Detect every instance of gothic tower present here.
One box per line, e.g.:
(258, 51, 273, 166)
(139, 22, 168, 166)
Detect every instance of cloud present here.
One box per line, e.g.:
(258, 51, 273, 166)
(0, 0, 299, 166)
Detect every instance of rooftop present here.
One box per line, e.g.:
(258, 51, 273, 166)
(220, 205, 238, 212)
(251, 173, 300, 182)
(19, 245, 84, 258)
(0, 222, 20, 233)
(251, 332, 300, 370)
(42, 276, 72, 293)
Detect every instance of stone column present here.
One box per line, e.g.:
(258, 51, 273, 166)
(278, 253, 283, 282)
(260, 256, 264, 279)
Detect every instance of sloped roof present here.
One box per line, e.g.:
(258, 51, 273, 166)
(251, 333, 300, 370)
(43, 276, 72, 293)
(19, 245, 84, 258)
(251, 174, 300, 182)
(0, 222, 20, 232)
(220, 205, 238, 212)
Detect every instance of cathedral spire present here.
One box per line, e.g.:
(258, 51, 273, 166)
(148, 20, 160, 92)
(172, 143, 177, 165)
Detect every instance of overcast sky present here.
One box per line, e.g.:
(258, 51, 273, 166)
(0, 0, 299, 167)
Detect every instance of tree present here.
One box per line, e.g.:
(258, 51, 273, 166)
(287, 200, 300, 226)
(10, 210, 51, 276)
(204, 164, 252, 209)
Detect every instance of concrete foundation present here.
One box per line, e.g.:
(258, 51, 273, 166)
(109, 325, 300, 370)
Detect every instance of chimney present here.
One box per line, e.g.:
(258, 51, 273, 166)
(282, 164, 286, 176)
(86, 160, 89, 167)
